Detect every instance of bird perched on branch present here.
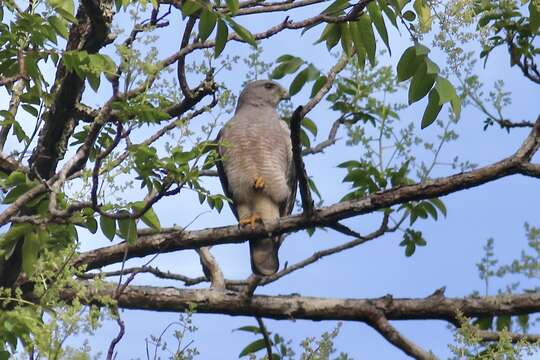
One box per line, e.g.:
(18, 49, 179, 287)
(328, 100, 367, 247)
(216, 80, 297, 276)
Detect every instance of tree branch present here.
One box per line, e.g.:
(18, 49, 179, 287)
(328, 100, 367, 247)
(74, 119, 540, 270)
(475, 330, 540, 343)
(62, 283, 540, 323)
(256, 316, 274, 360)
(366, 311, 436, 359)
(196, 247, 225, 290)
(290, 105, 314, 215)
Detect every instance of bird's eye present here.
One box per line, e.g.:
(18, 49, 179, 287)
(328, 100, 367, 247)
(264, 83, 275, 89)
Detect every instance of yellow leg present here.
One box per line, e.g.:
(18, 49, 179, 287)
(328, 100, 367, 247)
(239, 213, 262, 230)
(253, 176, 265, 191)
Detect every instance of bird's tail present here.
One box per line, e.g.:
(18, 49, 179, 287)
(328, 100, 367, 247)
(249, 237, 279, 276)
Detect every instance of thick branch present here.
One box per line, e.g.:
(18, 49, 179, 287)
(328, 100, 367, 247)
(29, 1, 113, 179)
(64, 283, 540, 323)
(75, 121, 540, 270)
(0, 153, 28, 176)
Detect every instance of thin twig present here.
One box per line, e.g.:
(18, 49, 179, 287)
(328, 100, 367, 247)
(256, 317, 273, 360)
(106, 311, 125, 360)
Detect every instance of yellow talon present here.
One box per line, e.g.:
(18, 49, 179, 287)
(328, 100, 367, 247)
(239, 213, 262, 230)
(253, 176, 265, 191)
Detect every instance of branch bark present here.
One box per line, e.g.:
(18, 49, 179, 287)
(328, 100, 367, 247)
(75, 120, 540, 270)
(63, 283, 540, 323)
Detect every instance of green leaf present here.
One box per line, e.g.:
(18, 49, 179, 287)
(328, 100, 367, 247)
(408, 62, 435, 104)
(367, 2, 390, 53)
(3, 183, 33, 204)
(85, 215, 98, 234)
(434, 76, 456, 104)
(518, 314, 529, 332)
(199, 10, 217, 42)
(214, 19, 228, 58)
(321, 0, 350, 15)
(118, 217, 137, 245)
(340, 23, 354, 57)
(0, 351, 10, 360)
(496, 315, 511, 331)
(5, 171, 26, 186)
(413, 0, 432, 32)
(429, 198, 447, 217)
(22, 231, 40, 277)
(402, 10, 416, 21)
(227, 19, 256, 47)
(239, 339, 267, 357)
(405, 242, 415, 257)
(226, 0, 239, 14)
(396, 46, 420, 81)
(276, 54, 297, 63)
(0, 224, 32, 259)
(356, 14, 376, 66)
(22, 104, 39, 117)
(289, 65, 319, 96)
(421, 201, 438, 220)
(349, 21, 366, 69)
(234, 326, 262, 334)
(302, 117, 318, 137)
(414, 43, 430, 56)
(530, 0, 540, 32)
(48, 15, 69, 39)
(309, 75, 327, 98)
(421, 88, 442, 129)
(270, 57, 304, 80)
(132, 202, 161, 230)
(87, 74, 100, 92)
(100, 215, 116, 241)
(424, 57, 439, 75)
(315, 23, 341, 50)
(474, 317, 493, 330)
(48, 0, 77, 23)
(181, 0, 201, 16)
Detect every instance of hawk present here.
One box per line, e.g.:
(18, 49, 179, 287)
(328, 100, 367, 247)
(216, 80, 297, 276)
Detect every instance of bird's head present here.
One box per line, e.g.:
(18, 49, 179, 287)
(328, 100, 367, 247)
(237, 80, 290, 109)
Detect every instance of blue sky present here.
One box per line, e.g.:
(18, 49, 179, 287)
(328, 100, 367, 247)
(2, 1, 540, 359)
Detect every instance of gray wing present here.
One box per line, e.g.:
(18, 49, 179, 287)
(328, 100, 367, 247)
(279, 152, 297, 217)
(215, 128, 239, 219)
(279, 120, 297, 217)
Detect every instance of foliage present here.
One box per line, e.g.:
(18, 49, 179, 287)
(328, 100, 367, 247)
(0, 0, 538, 357)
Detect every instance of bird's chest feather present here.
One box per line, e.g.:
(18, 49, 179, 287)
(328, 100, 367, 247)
(221, 118, 291, 204)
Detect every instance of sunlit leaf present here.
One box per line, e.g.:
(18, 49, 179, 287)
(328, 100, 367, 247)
(421, 88, 442, 129)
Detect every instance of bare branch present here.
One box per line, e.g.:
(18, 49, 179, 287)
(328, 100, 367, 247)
(106, 311, 125, 360)
(302, 117, 344, 156)
(0, 79, 27, 151)
(366, 311, 436, 359)
(80, 266, 208, 286)
(177, 17, 197, 100)
(290, 105, 314, 215)
(0, 152, 28, 176)
(256, 317, 274, 360)
(196, 247, 225, 290)
(301, 54, 349, 117)
(476, 330, 540, 343)
(62, 283, 540, 323)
